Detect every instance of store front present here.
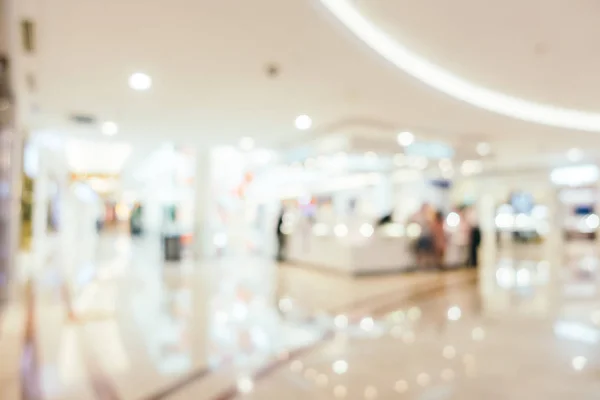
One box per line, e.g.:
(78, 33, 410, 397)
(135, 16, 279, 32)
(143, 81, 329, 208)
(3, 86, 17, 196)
(202, 134, 473, 274)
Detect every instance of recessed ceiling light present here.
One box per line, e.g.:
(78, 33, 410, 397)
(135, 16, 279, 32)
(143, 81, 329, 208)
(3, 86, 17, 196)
(460, 160, 483, 176)
(476, 142, 491, 156)
(295, 114, 312, 130)
(397, 131, 414, 147)
(567, 148, 584, 162)
(128, 72, 152, 91)
(101, 121, 118, 136)
(239, 136, 254, 151)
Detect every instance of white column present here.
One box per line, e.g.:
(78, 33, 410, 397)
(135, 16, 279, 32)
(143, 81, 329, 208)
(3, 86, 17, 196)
(543, 186, 563, 263)
(31, 146, 49, 271)
(193, 148, 211, 259)
(478, 192, 497, 266)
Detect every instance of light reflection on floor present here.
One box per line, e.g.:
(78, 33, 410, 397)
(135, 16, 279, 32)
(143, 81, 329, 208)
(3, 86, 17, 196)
(8, 234, 600, 399)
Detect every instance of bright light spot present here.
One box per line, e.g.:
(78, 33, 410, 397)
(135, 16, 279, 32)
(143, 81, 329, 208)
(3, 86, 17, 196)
(334, 314, 348, 329)
(128, 72, 152, 91)
(236, 377, 254, 394)
(495, 213, 514, 229)
(213, 232, 227, 248)
(417, 373, 431, 387)
(360, 223, 374, 238)
(290, 360, 304, 372)
(334, 224, 348, 237)
(232, 303, 248, 320)
(397, 131, 415, 147)
(531, 205, 548, 219)
(332, 360, 348, 375)
(278, 297, 293, 313)
(567, 148, 584, 162)
(406, 223, 422, 238)
(585, 214, 600, 229)
(394, 380, 408, 393)
(476, 142, 491, 156)
(295, 114, 313, 130)
(514, 213, 530, 229)
(381, 223, 405, 237)
(516, 268, 532, 287)
(334, 385, 348, 398)
(551, 164, 599, 186)
(101, 121, 118, 136)
(447, 306, 462, 321)
(239, 136, 254, 151)
(446, 212, 460, 228)
(364, 386, 378, 399)
(554, 321, 600, 344)
(496, 266, 516, 289)
(360, 316, 374, 331)
(407, 307, 421, 321)
(461, 160, 483, 176)
(471, 327, 485, 341)
(390, 310, 405, 323)
(443, 345, 456, 359)
(572, 356, 587, 371)
(312, 223, 329, 237)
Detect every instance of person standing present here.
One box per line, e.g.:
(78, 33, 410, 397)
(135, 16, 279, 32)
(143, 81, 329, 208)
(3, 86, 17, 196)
(412, 203, 435, 268)
(276, 206, 287, 262)
(467, 209, 481, 267)
(432, 211, 447, 269)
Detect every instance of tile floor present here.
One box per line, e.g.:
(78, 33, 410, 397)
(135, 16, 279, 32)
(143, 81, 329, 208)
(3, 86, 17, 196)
(3, 234, 600, 399)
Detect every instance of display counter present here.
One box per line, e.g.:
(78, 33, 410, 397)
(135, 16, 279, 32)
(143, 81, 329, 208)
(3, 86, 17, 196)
(286, 222, 467, 275)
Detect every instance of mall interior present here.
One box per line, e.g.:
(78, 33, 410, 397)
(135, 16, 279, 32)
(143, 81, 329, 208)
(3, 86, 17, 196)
(2, 1, 600, 399)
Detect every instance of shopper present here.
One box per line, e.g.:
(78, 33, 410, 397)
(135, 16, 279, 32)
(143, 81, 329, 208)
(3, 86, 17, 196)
(432, 211, 447, 269)
(276, 206, 287, 262)
(468, 209, 481, 267)
(412, 203, 435, 268)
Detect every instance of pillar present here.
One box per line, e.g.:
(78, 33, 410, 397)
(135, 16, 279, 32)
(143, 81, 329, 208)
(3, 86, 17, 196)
(31, 146, 48, 270)
(0, 59, 16, 300)
(193, 148, 210, 259)
(477, 191, 497, 267)
(542, 186, 563, 264)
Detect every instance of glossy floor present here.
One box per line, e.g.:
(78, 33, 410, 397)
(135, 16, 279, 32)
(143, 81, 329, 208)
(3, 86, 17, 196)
(3, 235, 600, 399)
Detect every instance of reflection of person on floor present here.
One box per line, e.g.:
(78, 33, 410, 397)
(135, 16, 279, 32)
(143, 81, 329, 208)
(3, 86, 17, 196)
(276, 207, 287, 262)
(412, 203, 435, 268)
(468, 210, 481, 267)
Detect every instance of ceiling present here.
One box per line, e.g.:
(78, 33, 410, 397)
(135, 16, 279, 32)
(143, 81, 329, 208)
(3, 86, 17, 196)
(12, 0, 600, 173)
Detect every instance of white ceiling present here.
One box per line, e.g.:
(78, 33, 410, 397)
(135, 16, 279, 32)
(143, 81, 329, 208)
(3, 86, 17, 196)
(13, 0, 600, 172)
(357, 0, 600, 111)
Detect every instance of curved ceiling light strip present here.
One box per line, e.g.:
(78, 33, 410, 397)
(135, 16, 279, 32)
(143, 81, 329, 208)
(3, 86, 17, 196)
(320, 0, 600, 132)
